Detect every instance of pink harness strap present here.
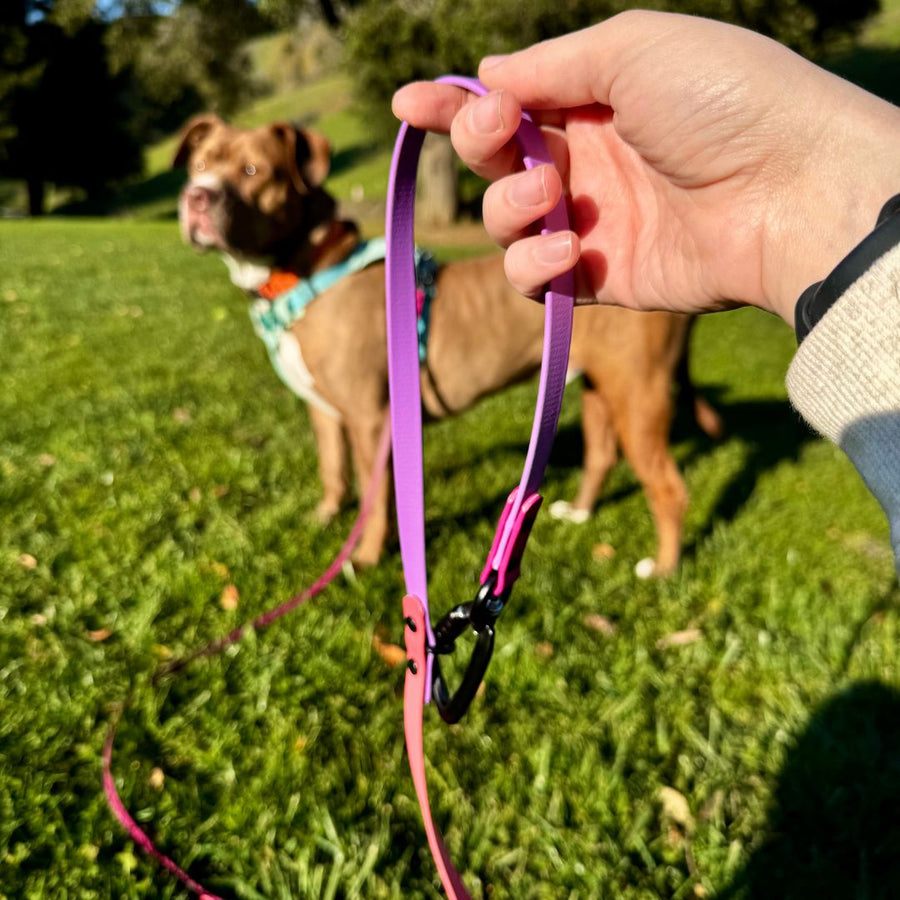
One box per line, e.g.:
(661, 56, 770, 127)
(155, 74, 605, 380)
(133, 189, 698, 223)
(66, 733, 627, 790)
(386, 76, 574, 894)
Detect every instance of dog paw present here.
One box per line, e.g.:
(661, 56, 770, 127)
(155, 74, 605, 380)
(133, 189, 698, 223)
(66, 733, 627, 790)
(351, 547, 380, 568)
(634, 557, 657, 580)
(314, 500, 341, 525)
(549, 500, 591, 525)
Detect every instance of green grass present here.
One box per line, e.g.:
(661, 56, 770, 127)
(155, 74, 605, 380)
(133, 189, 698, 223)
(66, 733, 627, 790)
(2, 218, 898, 899)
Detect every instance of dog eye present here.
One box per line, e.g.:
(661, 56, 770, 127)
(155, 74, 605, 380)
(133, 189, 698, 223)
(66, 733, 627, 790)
(244, 164, 257, 176)
(195, 160, 206, 172)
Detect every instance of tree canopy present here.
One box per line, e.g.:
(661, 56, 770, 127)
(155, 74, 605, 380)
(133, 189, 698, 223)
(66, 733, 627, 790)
(344, 0, 881, 130)
(0, 0, 883, 215)
(0, 0, 268, 214)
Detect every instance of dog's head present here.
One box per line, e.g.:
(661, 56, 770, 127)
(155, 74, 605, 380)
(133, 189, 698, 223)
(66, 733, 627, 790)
(173, 114, 336, 261)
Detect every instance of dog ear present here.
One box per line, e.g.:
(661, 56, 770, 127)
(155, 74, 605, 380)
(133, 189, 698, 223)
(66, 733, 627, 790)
(172, 114, 223, 169)
(271, 123, 331, 193)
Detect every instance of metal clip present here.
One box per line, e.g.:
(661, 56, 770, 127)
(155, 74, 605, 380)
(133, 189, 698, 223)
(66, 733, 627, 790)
(430, 571, 509, 723)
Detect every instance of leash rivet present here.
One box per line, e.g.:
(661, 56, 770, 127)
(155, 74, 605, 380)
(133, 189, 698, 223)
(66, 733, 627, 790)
(405, 616, 417, 632)
(407, 660, 418, 675)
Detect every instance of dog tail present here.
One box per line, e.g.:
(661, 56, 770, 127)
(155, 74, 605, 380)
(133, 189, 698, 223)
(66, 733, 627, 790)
(678, 320, 725, 440)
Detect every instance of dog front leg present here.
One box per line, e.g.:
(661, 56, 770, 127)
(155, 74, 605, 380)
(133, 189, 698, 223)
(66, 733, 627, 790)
(308, 404, 349, 524)
(347, 414, 391, 567)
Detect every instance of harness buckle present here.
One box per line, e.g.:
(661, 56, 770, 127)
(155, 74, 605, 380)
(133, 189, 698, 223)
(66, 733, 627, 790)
(430, 571, 509, 724)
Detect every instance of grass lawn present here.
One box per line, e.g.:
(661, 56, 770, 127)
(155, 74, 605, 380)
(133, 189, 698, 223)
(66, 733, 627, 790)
(1, 211, 898, 900)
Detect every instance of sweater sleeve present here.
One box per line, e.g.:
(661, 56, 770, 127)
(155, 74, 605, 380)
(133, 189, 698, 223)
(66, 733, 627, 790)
(785, 243, 900, 572)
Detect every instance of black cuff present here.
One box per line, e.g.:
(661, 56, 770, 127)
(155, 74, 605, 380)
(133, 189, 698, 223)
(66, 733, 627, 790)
(795, 193, 900, 343)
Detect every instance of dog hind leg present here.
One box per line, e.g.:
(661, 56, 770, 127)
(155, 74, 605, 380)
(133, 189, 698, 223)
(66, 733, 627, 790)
(614, 377, 688, 578)
(551, 381, 618, 524)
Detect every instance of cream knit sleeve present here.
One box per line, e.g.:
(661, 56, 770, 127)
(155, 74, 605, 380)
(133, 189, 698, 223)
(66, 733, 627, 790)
(785, 243, 900, 571)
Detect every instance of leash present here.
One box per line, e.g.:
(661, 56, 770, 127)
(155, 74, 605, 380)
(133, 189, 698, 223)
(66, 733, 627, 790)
(102, 421, 392, 899)
(386, 76, 575, 896)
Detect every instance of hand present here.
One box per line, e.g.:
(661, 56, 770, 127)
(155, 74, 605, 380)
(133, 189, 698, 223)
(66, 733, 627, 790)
(393, 11, 900, 323)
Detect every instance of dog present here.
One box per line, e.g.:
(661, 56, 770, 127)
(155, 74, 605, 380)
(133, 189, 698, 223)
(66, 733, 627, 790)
(174, 114, 721, 576)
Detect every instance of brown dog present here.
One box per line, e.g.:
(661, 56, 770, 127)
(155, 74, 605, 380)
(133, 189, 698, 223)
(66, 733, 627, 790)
(174, 115, 721, 576)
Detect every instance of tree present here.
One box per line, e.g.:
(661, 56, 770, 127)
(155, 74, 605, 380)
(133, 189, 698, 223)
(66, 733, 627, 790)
(344, 0, 881, 223)
(0, 4, 143, 214)
(256, 0, 363, 30)
(0, 0, 268, 214)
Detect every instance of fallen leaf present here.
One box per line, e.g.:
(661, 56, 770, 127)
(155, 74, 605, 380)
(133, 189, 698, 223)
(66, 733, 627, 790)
(87, 628, 112, 642)
(18, 553, 37, 570)
(37, 454, 56, 467)
(583, 613, 617, 636)
(294, 736, 308, 752)
(592, 542, 616, 560)
(659, 786, 695, 834)
(656, 628, 702, 650)
(153, 644, 172, 659)
(220, 584, 239, 611)
(31, 614, 47, 627)
(148, 768, 165, 790)
(172, 407, 192, 423)
(372, 633, 407, 668)
(535, 641, 555, 659)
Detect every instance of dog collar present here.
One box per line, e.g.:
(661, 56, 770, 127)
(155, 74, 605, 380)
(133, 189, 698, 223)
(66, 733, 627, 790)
(251, 237, 388, 325)
(386, 75, 574, 897)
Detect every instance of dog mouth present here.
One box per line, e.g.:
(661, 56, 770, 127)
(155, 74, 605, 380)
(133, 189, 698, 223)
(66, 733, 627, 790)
(179, 197, 225, 250)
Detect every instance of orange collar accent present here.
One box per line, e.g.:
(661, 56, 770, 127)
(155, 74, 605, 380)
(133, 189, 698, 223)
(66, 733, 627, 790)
(256, 270, 300, 301)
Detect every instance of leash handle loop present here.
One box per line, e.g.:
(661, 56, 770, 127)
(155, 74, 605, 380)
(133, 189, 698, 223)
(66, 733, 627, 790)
(387, 75, 574, 897)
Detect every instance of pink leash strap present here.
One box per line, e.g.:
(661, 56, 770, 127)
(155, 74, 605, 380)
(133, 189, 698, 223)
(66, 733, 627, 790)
(386, 76, 574, 895)
(103, 422, 392, 898)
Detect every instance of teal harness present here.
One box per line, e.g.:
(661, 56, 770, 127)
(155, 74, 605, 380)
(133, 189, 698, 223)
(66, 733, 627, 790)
(249, 238, 438, 393)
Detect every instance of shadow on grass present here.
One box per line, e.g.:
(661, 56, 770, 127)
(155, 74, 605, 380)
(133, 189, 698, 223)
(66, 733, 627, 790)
(424, 388, 815, 545)
(550, 388, 814, 532)
(719, 679, 900, 899)
(330, 141, 381, 178)
(675, 390, 817, 557)
(53, 168, 185, 218)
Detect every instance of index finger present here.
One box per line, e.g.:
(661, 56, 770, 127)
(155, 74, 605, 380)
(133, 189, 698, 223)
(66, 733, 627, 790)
(393, 82, 526, 183)
(392, 81, 471, 133)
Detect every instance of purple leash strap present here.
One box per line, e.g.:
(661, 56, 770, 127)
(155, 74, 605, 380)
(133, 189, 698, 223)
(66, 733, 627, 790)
(386, 76, 574, 896)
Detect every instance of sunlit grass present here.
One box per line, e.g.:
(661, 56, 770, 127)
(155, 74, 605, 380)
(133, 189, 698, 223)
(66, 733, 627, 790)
(1, 218, 897, 898)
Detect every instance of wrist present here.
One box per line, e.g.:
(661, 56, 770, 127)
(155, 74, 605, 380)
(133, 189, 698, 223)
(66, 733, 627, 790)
(795, 194, 900, 340)
(763, 81, 900, 325)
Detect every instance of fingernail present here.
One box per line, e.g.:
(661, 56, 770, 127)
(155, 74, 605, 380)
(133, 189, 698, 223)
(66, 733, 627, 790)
(509, 167, 548, 209)
(469, 91, 503, 134)
(534, 233, 573, 266)
(480, 55, 507, 71)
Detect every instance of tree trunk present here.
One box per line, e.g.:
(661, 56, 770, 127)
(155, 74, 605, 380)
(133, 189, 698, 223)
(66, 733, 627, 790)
(27, 176, 45, 217)
(416, 133, 457, 227)
(318, 0, 341, 28)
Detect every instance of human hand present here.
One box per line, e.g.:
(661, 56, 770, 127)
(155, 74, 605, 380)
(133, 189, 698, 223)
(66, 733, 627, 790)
(392, 11, 900, 324)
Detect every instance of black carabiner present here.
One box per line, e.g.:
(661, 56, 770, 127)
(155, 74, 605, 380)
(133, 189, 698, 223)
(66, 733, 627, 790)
(430, 572, 508, 724)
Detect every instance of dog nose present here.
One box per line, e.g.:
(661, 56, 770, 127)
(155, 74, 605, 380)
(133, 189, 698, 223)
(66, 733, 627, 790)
(184, 184, 218, 212)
